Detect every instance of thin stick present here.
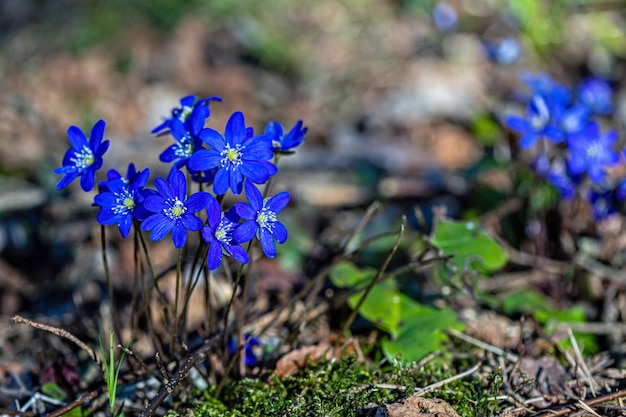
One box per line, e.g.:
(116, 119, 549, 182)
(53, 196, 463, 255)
(12, 315, 101, 367)
(448, 328, 519, 362)
(139, 328, 227, 416)
(531, 388, 626, 417)
(414, 363, 481, 396)
(567, 327, 598, 396)
(341, 219, 405, 337)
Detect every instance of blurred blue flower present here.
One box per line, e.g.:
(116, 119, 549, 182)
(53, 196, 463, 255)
(233, 181, 289, 259)
(432, 2, 458, 32)
(567, 121, 619, 184)
(483, 37, 521, 65)
(505, 94, 563, 149)
(534, 156, 579, 200)
(519, 72, 571, 110)
(589, 188, 617, 220)
(94, 166, 150, 238)
(578, 77, 612, 115)
(227, 334, 261, 366)
(202, 197, 249, 270)
(556, 104, 590, 135)
(265, 120, 308, 153)
(141, 170, 210, 248)
(152, 95, 222, 134)
(188, 111, 276, 195)
(55, 120, 110, 191)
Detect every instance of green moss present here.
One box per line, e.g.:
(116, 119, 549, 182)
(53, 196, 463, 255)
(173, 355, 502, 417)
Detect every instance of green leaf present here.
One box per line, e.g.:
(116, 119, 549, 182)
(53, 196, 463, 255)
(330, 261, 377, 288)
(347, 280, 402, 336)
(381, 304, 464, 364)
(431, 219, 508, 274)
(501, 289, 551, 316)
(42, 382, 68, 401)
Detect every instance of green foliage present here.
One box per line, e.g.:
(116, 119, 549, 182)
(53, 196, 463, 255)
(431, 219, 508, 277)
(185, 355, 500, 417)
(99, 331, 130, 416)
(330, 261, 464, 363)
(500, 289, 598, 354)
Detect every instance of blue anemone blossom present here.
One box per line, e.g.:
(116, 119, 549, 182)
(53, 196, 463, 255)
(567, 121, 619, 184)
(141, 170, 210, 248)
(188, 111, 276, 195)
(94, 166, 150, 238)
(483, 37, 521, 65)
(505, 94, 563, 149)
(55, 120, 110, 192)
(202, 197, 249, 270)
(588, 188, 617, 220)
(578, 77, 612, 115)
(233, 181, 289, 259)
(159, 105, 208, 175)
(264, 120, 308, 152)
(100, 164, 153, 221)
(152, 95, 222, 135)
(520, 72, 572, 108)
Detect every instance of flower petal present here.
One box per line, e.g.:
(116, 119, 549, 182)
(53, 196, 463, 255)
(172, 223, 187, 248)
(80, 168, 96, 191)
(244, 181, 263, 210)
(227, 244, 249, 265)
(273, 221, 288, 244)
(67, 126, 88, 150)
(213, 168, 229, 195)
(89, 120, 106, 149)
(259, 228, 277, 258)
(225, 111, 247, 145)
(234, 202, 256, 220)
(207, 242, 223, 270)
(182, 213, 203, 231)
(266, 191, 290, 213)
(186, 191, 210, 213)
(233, 220, 257, 243)
(144, 195, 167, 212)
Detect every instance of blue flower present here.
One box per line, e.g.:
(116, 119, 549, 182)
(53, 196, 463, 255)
(94, 166, 150, 238)
(55, 120, 110, 191)
(233, 181, 289, 258)
(483, 37, 521, 65)
(578, 77, 612, 115)
(567, 121, 619, 184)
(588, 188, 617, 220)
(202, 197, 249, 270)
(152, 95, 222, 134)
(505, 94, 563, 149)
(159, 105, 207, 175)
(556, 104, 590, 135)
(140, 170, 210, 248)
(432, 2, 458, 33)
(265, 120, 308, 153)
(188, 111, 276, 195)
(227, 334, 261, 366)
(520, 72, 571, 108)
(534, 156, 579, 200)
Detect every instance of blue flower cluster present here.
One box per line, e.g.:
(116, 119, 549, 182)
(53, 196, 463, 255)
(55, 96, 307, 268)
(505, 72, 624, 219)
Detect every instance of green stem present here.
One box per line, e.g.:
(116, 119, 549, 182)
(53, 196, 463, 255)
(172, 248, 182, 354)
(100, 225, 122, 341)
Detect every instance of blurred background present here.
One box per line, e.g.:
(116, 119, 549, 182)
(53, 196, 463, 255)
(1, 0, 626, 372)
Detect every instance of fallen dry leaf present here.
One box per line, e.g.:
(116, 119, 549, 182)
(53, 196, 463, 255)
(385, 396, 461, 417)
